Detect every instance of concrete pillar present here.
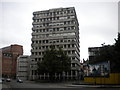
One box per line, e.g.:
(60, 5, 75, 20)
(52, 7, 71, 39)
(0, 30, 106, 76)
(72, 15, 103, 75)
(44, 73, 45, 79)
(71, 71, 73, 80)
(55, 73, 57, 79)
(67, 72, 69, 80)
(59, 74, 61, 80)
(32, 70, 35, 80)
(76, 70, 78, 80)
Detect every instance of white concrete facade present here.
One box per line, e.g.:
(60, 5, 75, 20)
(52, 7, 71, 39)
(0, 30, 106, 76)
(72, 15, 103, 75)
(30, 7, 80, 80)
(16, 55, 30, 80)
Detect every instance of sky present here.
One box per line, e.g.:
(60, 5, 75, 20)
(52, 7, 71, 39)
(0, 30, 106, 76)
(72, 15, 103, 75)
(0, 0, 119, 61)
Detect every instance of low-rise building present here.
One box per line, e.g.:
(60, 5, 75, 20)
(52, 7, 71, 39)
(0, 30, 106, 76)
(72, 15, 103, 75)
(88, 47, 102, 62)
(16, 55, 30, 80)
(1, 44, 23, 78)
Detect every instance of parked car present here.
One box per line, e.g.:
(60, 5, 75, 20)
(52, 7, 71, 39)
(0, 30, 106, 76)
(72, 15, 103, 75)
(17, 79, 23, 83)
(6, 78, 11, 82)
(0, 79, 2, 84)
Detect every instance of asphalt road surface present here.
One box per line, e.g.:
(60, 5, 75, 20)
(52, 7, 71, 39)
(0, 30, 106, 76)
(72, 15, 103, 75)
(2, 80, 120, 90)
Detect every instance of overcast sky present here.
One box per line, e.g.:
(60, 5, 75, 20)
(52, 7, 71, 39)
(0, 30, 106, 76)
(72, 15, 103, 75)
(0, 0, 119, 61)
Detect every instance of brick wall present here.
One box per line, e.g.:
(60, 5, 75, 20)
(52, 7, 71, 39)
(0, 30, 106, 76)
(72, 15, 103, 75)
(2, 44, 23, 78)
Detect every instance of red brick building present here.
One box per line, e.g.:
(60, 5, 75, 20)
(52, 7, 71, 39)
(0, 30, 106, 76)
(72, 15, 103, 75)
(1, 44, 23, 78)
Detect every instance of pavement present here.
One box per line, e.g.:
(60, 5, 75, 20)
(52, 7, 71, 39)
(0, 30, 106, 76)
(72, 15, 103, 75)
(68, 80, 120, 88)
(1, 83, 11, 90)
(68, 84, 120, 88)
(25, 80, 120, 88)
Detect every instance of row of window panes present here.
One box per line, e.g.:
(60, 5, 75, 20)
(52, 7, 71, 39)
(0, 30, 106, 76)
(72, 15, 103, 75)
(31, 70, 76, 76)
(32, 39, 76, 44)
(3, 53, 12, 57)
(34, 15, 75, 22)
(32, 44, 75, 50)
(32, 50, 75, 56)
(33, 56, 75, 62)
(30, 69, 77, 76)
(19, 61, 28, 63)
(33, 26, 75, 33)
(18, 76, 27, 77)
(19, 66, 28, 68)
(18, 63, 28, 66)
(32, 32, 75, 38)
(33, 21, 76, 27)
(18, 69, 27, 71)
(34, 10, 74, 17)
(32, 45, 76, 51)
(18, 71, 27, 72)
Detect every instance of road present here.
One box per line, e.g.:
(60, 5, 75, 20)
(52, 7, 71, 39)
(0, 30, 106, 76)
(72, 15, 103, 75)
(2, 80, 120, 90)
